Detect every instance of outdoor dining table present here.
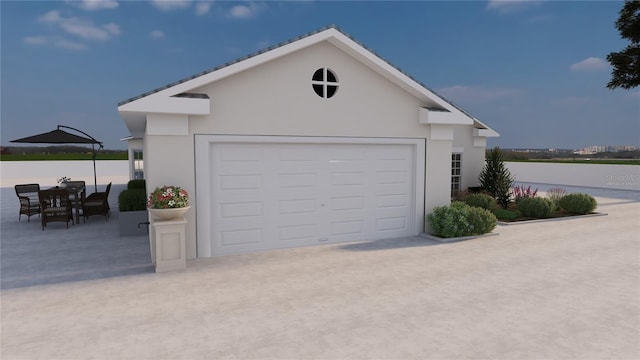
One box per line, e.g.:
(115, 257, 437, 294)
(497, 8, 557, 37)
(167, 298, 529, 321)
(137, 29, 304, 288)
(48, 185, 85, 224)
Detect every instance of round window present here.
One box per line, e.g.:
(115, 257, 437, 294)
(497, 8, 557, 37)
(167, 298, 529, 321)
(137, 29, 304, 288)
(311, 68, 339, 99)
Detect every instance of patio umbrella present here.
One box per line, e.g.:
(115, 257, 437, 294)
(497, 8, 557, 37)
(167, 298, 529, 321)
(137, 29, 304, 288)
(11, 125, 104, 192)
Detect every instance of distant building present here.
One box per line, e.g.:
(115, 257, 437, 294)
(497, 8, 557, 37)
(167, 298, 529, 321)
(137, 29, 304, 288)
(573, 145, 638, 155)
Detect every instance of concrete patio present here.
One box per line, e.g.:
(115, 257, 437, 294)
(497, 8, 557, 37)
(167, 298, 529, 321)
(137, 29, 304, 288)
(1, 184, 153, 290)
(1, 184, 639, 359)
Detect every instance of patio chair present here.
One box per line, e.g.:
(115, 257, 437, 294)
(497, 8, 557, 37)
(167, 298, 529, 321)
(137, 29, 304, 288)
(83, 182, 112, 222)
(15, 183, 41, 222)
(38, 189, 74, 230)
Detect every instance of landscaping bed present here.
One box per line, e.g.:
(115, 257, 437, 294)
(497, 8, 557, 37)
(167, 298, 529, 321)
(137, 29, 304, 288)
(426, 148, 603, 239)
(494, 205, 606, 225)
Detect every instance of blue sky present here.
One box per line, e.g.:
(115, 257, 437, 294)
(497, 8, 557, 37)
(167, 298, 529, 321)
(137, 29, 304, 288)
(2, 0, 638, 150)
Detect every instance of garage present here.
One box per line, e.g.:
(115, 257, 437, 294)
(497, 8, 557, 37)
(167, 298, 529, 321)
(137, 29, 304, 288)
(196, 136, 425, 256)
(119, 26, 498, 260)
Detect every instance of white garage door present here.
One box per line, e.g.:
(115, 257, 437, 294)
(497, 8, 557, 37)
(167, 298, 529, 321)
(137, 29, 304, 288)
(196, 136, 425, 257)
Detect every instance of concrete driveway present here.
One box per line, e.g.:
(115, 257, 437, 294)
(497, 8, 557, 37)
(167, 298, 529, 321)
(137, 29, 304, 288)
(1, 186, 639, 359)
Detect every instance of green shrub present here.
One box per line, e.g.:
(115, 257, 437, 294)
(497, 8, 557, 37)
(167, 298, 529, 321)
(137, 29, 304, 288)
(465, 206, 497, 235)
(493, 208, 520, 220)
(517, 197, 553, 219)
(427, 201, 497, 238)
(127, 179, 146, 190)
(118, 189, 147, 211)
(558, 193, 597, 214)
(428, 203, 471, 238)
(463, 193, 497, 210)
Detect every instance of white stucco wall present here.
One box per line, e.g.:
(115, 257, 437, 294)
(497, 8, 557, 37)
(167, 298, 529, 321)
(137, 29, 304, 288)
(191, 42, 436, 137)
(144, 133, 197, 259)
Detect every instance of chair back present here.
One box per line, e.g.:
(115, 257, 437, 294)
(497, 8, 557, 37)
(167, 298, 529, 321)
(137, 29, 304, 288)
(39, 189, 71, 209)
(15, 183, 41, 221)
(38, 189, 73, 229)
(15, 183, 40, 200)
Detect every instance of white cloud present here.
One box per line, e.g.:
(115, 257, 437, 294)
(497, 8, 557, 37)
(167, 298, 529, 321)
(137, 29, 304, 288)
(437, 85, 523, 103)
(24, 35, 87, 51)
(54, 39, 88, 50)
(228, 2, 264, 19)
(103, 23, 121, 36)
(150, 30, 165, 39)
(195, 1, 213, 16)
(486, 0, 543, 14)
(151, 0, 191, 11)
(38, 10, 121, 41)
(570, 57, 608, 72)
(39, 10, 63, 23)
(72, 0, 119, 11)
(24, 36, 48, 45)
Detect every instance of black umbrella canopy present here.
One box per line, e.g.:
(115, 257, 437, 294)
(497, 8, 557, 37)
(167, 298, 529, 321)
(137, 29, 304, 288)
(10, 129, 101, 144)
(10, 125, 104, 192)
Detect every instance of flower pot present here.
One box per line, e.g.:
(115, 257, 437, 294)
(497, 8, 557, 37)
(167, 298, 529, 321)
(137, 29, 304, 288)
(148, 206, 190, 220)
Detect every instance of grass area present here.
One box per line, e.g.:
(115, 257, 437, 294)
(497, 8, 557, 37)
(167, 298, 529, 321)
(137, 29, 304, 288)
(506, 159, 639, 165)
(1, 153, 127, 161)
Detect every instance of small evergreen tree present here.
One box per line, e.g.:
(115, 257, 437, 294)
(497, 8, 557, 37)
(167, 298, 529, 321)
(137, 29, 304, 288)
(479, 147, 514, 209)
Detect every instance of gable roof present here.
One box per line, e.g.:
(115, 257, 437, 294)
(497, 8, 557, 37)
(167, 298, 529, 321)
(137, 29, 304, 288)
(118, 25, 498, 137)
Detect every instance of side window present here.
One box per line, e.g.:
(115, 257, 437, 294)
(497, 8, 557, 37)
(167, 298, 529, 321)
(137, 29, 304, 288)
(451, 153, 462, 197)
(133, 149, 144, 180)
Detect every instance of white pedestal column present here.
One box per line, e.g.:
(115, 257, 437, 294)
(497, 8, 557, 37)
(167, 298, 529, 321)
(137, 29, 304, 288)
(151, 218, 187, 272)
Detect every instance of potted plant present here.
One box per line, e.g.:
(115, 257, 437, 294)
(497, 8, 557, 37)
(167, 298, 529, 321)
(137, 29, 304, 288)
(147, 185, 190, 220)
(57, 176, 71, 188)
(118, 179, 148, 236)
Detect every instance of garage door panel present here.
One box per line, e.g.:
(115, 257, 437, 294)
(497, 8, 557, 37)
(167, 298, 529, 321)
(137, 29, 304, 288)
(218, 144, 264, 162)
(278, 198, 317, 214)
(375, 182, 410, 195)
(375, 216, 408, 232)
(330, 220, 365, 237)
(219, 174, 263, 190)
(376, 194, 408, 208)
(219, 201, 263, 219)
(220, 228, 263, 246)
(278, 148, 317, 162)
(278, 223, 318, 242)
(277, 172, 318, 189)
(329, 195, 365, 211)
(330, 171, 366, 186)
(376, 170, 409, 185)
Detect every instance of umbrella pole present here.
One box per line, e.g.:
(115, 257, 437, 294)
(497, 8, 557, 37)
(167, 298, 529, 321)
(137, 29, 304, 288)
(92, 143, 98, 193)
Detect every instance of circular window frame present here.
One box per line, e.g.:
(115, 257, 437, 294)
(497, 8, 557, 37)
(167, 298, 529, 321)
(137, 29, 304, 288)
(311, 68, 339, 99)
